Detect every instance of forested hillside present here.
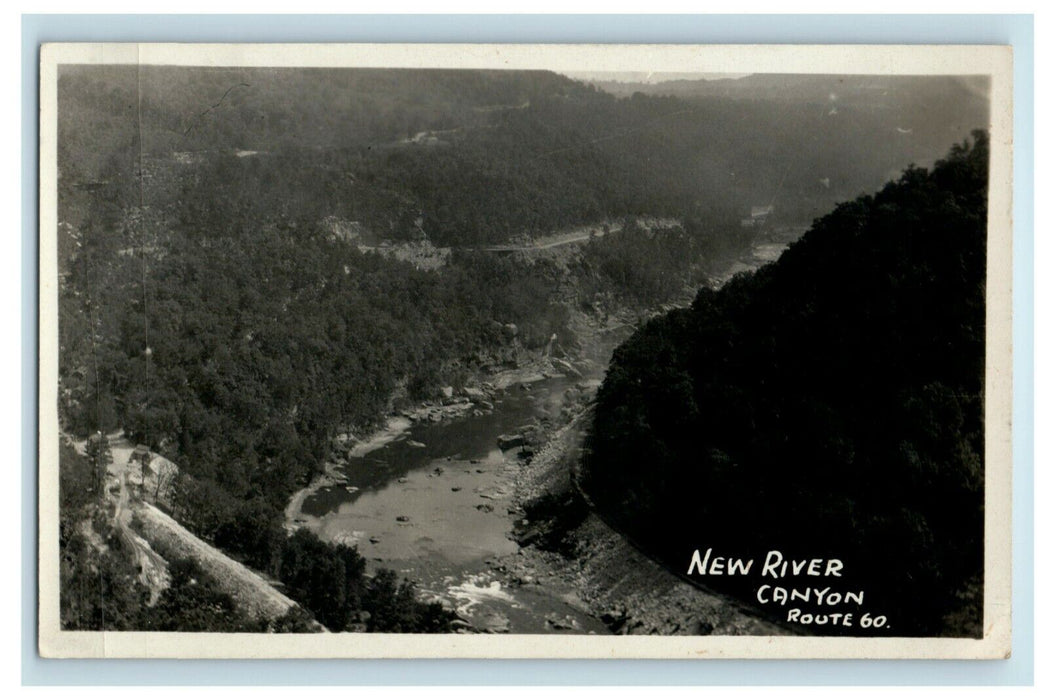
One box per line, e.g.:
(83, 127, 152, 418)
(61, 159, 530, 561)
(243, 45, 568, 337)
(58, 67, 987, 246)
(582, 132, 988, 637)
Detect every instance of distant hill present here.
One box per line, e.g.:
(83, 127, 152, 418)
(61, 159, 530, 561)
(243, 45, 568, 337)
(59, 67, 989, 246)
(583, 132, 988, 637)
(589, 72, 987, 107)
(59, 66, 584, 165)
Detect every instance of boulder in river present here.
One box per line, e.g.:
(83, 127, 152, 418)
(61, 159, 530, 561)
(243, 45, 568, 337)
(545, 614, 575, 630)
(477, 611, 511, 634)
(551, 357, 583, 378)
(497, 434, 525, 450)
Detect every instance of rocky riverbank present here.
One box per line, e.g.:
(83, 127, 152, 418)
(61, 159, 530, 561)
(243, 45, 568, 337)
(282, 352, 592, 533)
(489, 379, 787, 637)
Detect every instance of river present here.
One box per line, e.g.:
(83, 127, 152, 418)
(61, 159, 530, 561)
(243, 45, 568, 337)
(294, 241, 790, 634)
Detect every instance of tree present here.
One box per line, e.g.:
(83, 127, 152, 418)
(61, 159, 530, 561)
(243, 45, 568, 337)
(84, 432, 112, 499)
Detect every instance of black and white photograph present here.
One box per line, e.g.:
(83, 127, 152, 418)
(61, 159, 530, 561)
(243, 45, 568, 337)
(37, 43, 1013, 659)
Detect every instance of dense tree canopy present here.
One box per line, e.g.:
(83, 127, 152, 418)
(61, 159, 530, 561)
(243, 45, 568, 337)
(583, 132, 988, 637)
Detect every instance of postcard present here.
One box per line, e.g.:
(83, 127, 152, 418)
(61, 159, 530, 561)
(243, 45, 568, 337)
(38, 42, 1012, 659)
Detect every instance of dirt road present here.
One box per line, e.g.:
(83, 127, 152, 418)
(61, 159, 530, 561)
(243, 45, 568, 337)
(76, 432, 311, 625)
(104, 435, 171, 603)
(474, 222, 624, 252)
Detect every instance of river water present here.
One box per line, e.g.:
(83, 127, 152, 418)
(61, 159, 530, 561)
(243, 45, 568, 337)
(299, 358, 614, 633)
(298, 241, 789, 634)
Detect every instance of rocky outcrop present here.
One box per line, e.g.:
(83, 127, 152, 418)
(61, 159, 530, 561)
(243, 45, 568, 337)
(133, 502, 317, 627)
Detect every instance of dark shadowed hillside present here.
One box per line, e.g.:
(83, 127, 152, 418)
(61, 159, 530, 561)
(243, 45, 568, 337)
(582, 132, 988, 637)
